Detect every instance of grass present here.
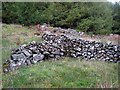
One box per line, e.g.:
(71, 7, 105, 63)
(2, 24, 42, 63)
(2, 24, 119, 88)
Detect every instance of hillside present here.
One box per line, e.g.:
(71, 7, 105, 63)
(2, 24, 118, 88)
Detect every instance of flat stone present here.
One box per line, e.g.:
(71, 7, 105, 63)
(23, 50, 32, 57)
(11, 53, 26, 61)
(29, 46, 37, 51)
(33, 54, 44, 62)
(43, 51, 50, 55)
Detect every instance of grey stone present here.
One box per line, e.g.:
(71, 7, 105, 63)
(23, 50, 32, 57)
(33, 54, 44, 62)
(43, 51, 50, 55)
(3, 30, 120, 73)
(11, 53, 26, 61)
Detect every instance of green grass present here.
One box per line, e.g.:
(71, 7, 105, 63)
(2, 58, 118, 88)
(2, 24, 118, 88)
(2, 24, 42, 63)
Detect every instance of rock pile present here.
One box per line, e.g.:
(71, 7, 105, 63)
(38, 23, 83, 39)
(3, 33, 120, 73)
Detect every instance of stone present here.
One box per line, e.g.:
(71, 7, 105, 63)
(43, 51, 50, 55)
(11, 53, 26, 61)
(70, 53, 77, 58)
(74, 47, 82, 51)
(25, 60, 32, 65)
(49, 54, 54, 58)
(33, 53, 44, 62)
(20, 44, 27, 49)
(29, 46, 37, 51)
(3, 29, 120, 73)
(22, 50, 32, 57)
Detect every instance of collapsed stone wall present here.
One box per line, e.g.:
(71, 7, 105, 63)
(3, 33, 120, 73)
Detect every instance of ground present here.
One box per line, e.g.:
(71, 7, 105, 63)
(2, 24, 119, 88)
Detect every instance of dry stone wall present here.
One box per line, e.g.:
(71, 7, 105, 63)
(3, 33, 120, 73)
